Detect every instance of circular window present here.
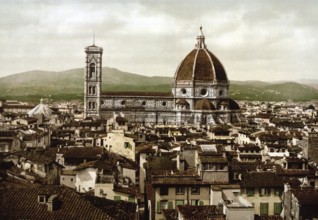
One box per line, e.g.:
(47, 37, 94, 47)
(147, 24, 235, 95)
(181, 88, 187, 95)
(142, 101, 147, 106)
(162, 101, 167, 107)
(121, 100, 126, 105)
(200, 88, 208, 96)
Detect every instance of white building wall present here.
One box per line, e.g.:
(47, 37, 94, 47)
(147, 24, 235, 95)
(75, 167, 97, 193)
(103, 130, 135, 161)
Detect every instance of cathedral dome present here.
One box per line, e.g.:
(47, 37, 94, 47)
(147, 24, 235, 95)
(174, 27, 228, 82)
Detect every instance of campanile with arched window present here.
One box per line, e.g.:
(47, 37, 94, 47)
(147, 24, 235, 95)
(84, 43, 103, 117)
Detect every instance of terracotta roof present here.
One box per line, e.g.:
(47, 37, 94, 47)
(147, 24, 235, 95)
(0, 185, 115, 219)
(194, 99, 215, 111)
(63, 147, 103, 159)
(15, 151, 55, 165)
(162, 209, 178, 220)
(228, 99, 240, 110)
(292, 188, 318, 205)
(102, 91, 173, 97)
(176, 98, 190, 106)
(175, 47, 228, 83)
(177, 205, 225, 220)
(254, 215, 283, 220)
(152, 176, 222, 185)
(113, 185, 140, 197)
(240, 172, 284, 188)
(200, 156, 228, 164)
(82, 193, 137, 220)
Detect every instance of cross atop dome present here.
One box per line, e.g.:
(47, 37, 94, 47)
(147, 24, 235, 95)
(196, 26, 206, 49)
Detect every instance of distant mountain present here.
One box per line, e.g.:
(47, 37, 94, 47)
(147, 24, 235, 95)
(1, 68, 318, 102)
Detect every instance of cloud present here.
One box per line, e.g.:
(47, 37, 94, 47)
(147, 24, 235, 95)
(0, 0, 317, 81)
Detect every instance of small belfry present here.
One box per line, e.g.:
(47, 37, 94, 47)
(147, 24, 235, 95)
(83, 27, 243, 125)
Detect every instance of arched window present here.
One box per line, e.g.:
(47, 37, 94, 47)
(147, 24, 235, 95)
(89, 63, 96, 78)
(88, 86, 96, 95)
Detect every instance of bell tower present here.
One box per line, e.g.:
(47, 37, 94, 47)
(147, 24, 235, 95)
(84, 43, 103, 118)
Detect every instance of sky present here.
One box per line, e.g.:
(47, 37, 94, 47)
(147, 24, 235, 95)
(0, 0, 318, 81)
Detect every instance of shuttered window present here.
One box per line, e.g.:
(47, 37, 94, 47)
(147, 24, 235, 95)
(260, 203, 268, 216)
(274, 203, 282, 215)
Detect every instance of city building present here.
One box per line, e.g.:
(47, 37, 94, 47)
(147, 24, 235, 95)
(84, 27, 243, 125)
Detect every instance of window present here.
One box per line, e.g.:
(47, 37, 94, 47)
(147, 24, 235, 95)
(156, 201, 161, 213)
(70, 178, 73, 182)
(219, 90, 223, 96)
(38, 195, 46, 203)
(89, 63, 96, 78)
(200, 88, 208, 96)
(260, 203, 269, 216)
(124, 142, 131, 149)
(176, 187, 184, 195)
(157, 200, 168, 213)
(128, 196, 135, 203)
(191, 186, 200, 195)
(175, 200, 184, 206)
(259, 188, 271, 197)
(265, 188, 271, 196)
(204, 164, 214, 171)
(246, 188, 254, 197)
(218, 164, 225, 170)
(162, 101, 167, 107)
(160, 186, 169, 195)
(100, 189, 104, 195)
(191, 200, 199, 206)
(114, 196, 121, 201)
(274, 203, 282, 215)
(168, 201, 173, 209)
(274, 188, 282, 196)
(181, 88, 187, 95)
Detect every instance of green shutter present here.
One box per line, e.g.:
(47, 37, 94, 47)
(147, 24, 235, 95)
(274, 203, 282, 215)
(176, 200, 184, 206)
(157, 201, 161, 212)
(199, 201, 204, 206)
(168, 201, 173, 209)
(260, 203, 268, 216)
(114, 196, 121, 201)
(128, 196, 135, 203)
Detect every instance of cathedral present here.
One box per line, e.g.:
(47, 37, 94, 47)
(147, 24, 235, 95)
(84, 27, 242, 125)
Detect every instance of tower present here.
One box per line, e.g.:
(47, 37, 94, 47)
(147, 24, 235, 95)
(84, 44, 103, 118)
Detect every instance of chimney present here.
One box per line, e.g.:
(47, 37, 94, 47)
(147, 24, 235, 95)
(47, 194, 58, 212)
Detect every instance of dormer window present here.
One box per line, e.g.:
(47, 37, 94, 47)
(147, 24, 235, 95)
(38, 194, 48, 204)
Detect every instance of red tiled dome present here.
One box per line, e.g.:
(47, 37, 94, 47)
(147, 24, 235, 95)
(175, 27, 228, 82)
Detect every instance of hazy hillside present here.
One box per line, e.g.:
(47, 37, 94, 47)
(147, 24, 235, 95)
(1, 68, 318, 102)
(229, 82, 318, 101)
(0, 68, 172, 102)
